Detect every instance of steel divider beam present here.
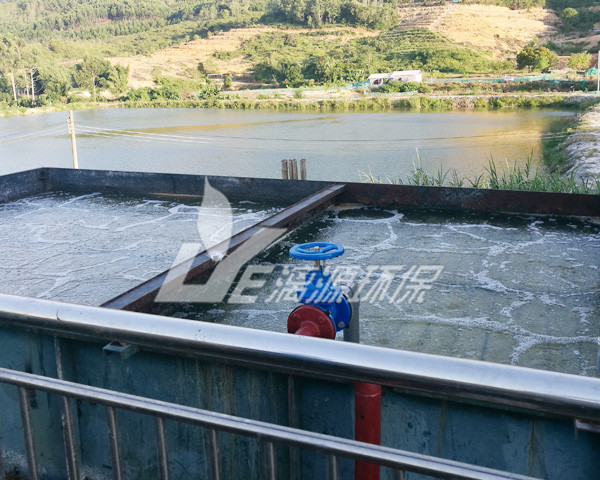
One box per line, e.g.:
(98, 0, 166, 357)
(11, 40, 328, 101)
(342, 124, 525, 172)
(102, 184, 346, 312)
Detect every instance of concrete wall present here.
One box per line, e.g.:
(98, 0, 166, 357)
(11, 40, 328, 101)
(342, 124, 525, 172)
(0, 169, 49, 204)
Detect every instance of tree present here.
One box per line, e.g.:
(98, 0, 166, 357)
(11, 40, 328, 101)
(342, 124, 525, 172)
(516, 45, 558, 72)
(73, 55, 112, 102)
(36, 62, 71, 100)
(278, 61, 304, 87)
(0, 34, 26, 102)
(109, 64, 129, 94)
(559, 7, 581, 31)
(567, 52, 592, 71)
(312, 56, 343, 84)
(560, 8, 578, 23)
(267, 0, 398, 27)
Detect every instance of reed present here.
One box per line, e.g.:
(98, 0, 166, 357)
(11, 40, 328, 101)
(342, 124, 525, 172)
(359, 157, 600, 194)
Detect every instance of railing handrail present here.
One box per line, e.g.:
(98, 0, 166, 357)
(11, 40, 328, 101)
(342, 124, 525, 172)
(0, 293, 599, 421)
(0, 367, 540, 480)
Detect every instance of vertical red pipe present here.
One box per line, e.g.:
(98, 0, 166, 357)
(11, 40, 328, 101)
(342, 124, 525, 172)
(288, 305, 381, 480)
(354, 382, 381, 480)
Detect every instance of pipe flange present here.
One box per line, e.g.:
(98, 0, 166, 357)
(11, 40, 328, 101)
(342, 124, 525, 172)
(287, 305, 336, 339)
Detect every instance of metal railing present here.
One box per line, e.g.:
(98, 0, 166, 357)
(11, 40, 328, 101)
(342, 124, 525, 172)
(0, 367, 539, 480)
(0, 294, 598, 423)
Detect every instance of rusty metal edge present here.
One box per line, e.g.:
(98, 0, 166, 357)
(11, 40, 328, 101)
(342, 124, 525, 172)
(5, 168, 599, 217)
(340, 183, 600, 217)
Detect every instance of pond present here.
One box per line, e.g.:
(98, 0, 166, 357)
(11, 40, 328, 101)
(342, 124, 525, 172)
(0, 108, 574, 181)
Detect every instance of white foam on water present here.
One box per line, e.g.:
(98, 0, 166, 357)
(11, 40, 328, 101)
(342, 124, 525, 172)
(447, 225, 495, 244)
(387, 311, 597, 374)
(500, 300, 530, 319)
(403, 313, 512, 334)
(538, 293, 565, 307)
(573, 307, 593, 329)
(299, 207, 599, 375)
(528, 220, 545, 231)
(330, 209, 404, 225)
(471, 269, 510, 294)
(510, 333, 598, 364)
(58, 192, 102, 206)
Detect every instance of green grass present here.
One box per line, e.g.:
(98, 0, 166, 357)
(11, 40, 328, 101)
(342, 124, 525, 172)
(359, 157, 600, 194)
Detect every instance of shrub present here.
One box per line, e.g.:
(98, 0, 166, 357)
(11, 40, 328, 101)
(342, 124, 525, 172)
(516, 45, 559, 72)
(567, 52, 592, 71)
(126, 87, 151, 102)
(196, 83, 222, 99)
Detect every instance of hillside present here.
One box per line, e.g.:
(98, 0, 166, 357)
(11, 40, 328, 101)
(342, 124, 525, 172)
(432, 4, 557, 57)
(110, 26, 379, 88)
(102, 3, 551, 88)
(101, 2, 588, 90)
(1, 0, 599, 107)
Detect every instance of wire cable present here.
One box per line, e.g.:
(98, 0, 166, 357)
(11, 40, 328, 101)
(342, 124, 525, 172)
(0, 125, 65, 146)
(76, 127, 210, 145)
(74, 122, 572, 145)
(77, 124, 210, 143)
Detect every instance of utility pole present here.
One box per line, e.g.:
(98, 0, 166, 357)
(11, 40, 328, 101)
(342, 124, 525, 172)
(30, 71, 35, 104)
(596, 51, 600, 94)
(67, 110, 79, 169)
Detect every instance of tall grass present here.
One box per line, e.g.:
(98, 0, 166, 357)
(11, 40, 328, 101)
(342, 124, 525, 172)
(359, 157, 600, 194)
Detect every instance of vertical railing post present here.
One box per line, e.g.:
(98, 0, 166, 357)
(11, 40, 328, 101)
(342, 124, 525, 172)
(18, 387, 39, 480)
(60, 395, 80, 480)
(264, 441, 276, 480)
(105, 406, 123, 480)
(392, 469, 407, 480)
(155, 417, 170, 480)
(326, 454, 338, 480)
(208, 428, 221, 480)
(287, 375, 301, 480)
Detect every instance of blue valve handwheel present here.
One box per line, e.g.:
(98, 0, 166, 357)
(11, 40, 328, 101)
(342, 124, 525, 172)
(289, 242, 344, 260)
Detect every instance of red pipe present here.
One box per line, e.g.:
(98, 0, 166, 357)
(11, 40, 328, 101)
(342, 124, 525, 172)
(287, 304, 381, 480)
(354, 382, 381, 480)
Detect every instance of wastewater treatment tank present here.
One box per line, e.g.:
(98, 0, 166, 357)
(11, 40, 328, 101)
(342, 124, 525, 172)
(0, 170, 598, 376)
(0, 168, 599, 480)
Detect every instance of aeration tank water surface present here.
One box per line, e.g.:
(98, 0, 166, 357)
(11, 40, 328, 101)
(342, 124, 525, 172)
(0, 191, 282, 305)
(160, 205, 600, 378)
